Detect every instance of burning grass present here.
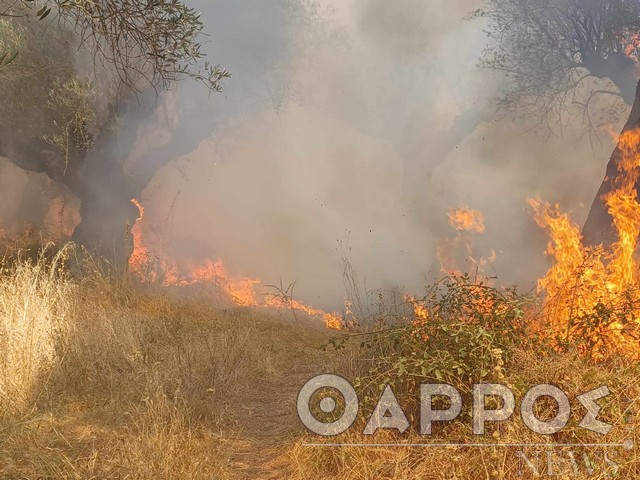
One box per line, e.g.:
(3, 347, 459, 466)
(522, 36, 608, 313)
(284, 275, 640, 479)
(0, 242, 638, 478)
(128, 198, 344, 329)
(0, 243, 333, 478)
(4, 144, 640, 479)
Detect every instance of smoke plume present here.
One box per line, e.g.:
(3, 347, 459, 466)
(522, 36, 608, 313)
(5, 0, 625, 309)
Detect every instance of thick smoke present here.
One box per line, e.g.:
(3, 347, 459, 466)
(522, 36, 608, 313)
(5, 0, 622, 309)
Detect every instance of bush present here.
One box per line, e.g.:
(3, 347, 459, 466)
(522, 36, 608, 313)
(332, 274, 535, 421)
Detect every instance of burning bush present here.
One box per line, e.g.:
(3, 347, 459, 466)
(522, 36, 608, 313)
(530, 128, 640, 360)
(327, 274, 534, 424)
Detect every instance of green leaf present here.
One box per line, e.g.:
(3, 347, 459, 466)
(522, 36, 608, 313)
(37, 6, 52, 20)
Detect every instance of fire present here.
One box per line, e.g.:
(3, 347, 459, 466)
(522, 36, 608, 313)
(128, 199, 343, 329)
(447, 206, 485, 233)
(409, 206, 497, 324)
(438, 206, 495, 276)
(178, 260, 261, 307)
(618, 29, 640, 76)
(406, 294, 429, 325)
(417, 129, 640, 359)
(619, 30, 640, 59)
(129, 120, 640, 359)
(265, 295, 343, 330)
(530, 128, 640, 359)
(128, 198, 150, 277)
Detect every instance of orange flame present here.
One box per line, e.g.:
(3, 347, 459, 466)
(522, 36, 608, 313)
(411, 205, 496, 326)
(128, 199, 343, 329)
(530, 129, 640, 359)
(619, 30, 640, 59)
(617, 29, 640, 76)
(129, 198, 150, 276)
(448, 206, 485, 233)
(406, 294, 429, 324)
(174, 260, 258, 306)
(438, 206, 495, 276)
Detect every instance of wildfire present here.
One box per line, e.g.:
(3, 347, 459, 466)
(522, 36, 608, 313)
(530, 128, 640, 359)
(406, 294, 429, 324)
(128, 199, 343, 329)
(620, 30, 640, 59)
(438, 206, 495, 276)
(129, 120, 640, 358)
(416, 141, 640, 360)
(128, 198, 150, 276)
(408, 206, 497, 323)
(265, 295, 343, 330)
(447, 206, 485, 233)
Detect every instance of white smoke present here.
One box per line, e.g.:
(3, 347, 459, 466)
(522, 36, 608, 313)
(76, 0, 629, 307)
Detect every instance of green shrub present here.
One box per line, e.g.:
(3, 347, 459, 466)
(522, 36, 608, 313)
(332, 275, 537, 422)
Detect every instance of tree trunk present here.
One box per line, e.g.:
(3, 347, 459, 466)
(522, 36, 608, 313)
(584, 52, 639, 105)
(71, 118, 213, 262)
(0, 89, 215, 263)
(582, 80, 640, 245)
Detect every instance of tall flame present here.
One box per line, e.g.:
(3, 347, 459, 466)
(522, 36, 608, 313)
(531, 129, 640, 359)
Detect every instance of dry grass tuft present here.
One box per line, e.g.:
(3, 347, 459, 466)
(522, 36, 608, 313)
(0, 243, 327, 478)
(0, 245, 73, 415)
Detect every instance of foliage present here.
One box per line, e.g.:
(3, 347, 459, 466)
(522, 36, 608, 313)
(45, 75, 98, 171)
(0, 16, 77, 144)
(0, 0, 230, 92)
(336, 275, 535, 419)
(0, 0, 229, 195)
(477, 0, 640, 127)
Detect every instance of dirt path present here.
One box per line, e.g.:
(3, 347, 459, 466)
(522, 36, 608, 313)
(227, 321, 332, 479)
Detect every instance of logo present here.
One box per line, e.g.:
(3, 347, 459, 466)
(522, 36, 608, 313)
(297, 374, 631, 477)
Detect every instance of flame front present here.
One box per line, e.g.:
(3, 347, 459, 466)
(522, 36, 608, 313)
(531, 129, 640, 359)
(128, 199, 342, 329)
(129, 124, 640, 353)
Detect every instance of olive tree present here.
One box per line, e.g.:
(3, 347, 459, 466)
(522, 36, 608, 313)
(477, 0, 640, 127)
(0, 0, 229, 257)
(1, 0, 229, 90)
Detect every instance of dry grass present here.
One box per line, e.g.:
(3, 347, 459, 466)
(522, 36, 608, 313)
(1, 243, 639, 479)
(0, 245, 329, 479)
(284, 347, 640, 479)
(0, 247, 72, 415)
